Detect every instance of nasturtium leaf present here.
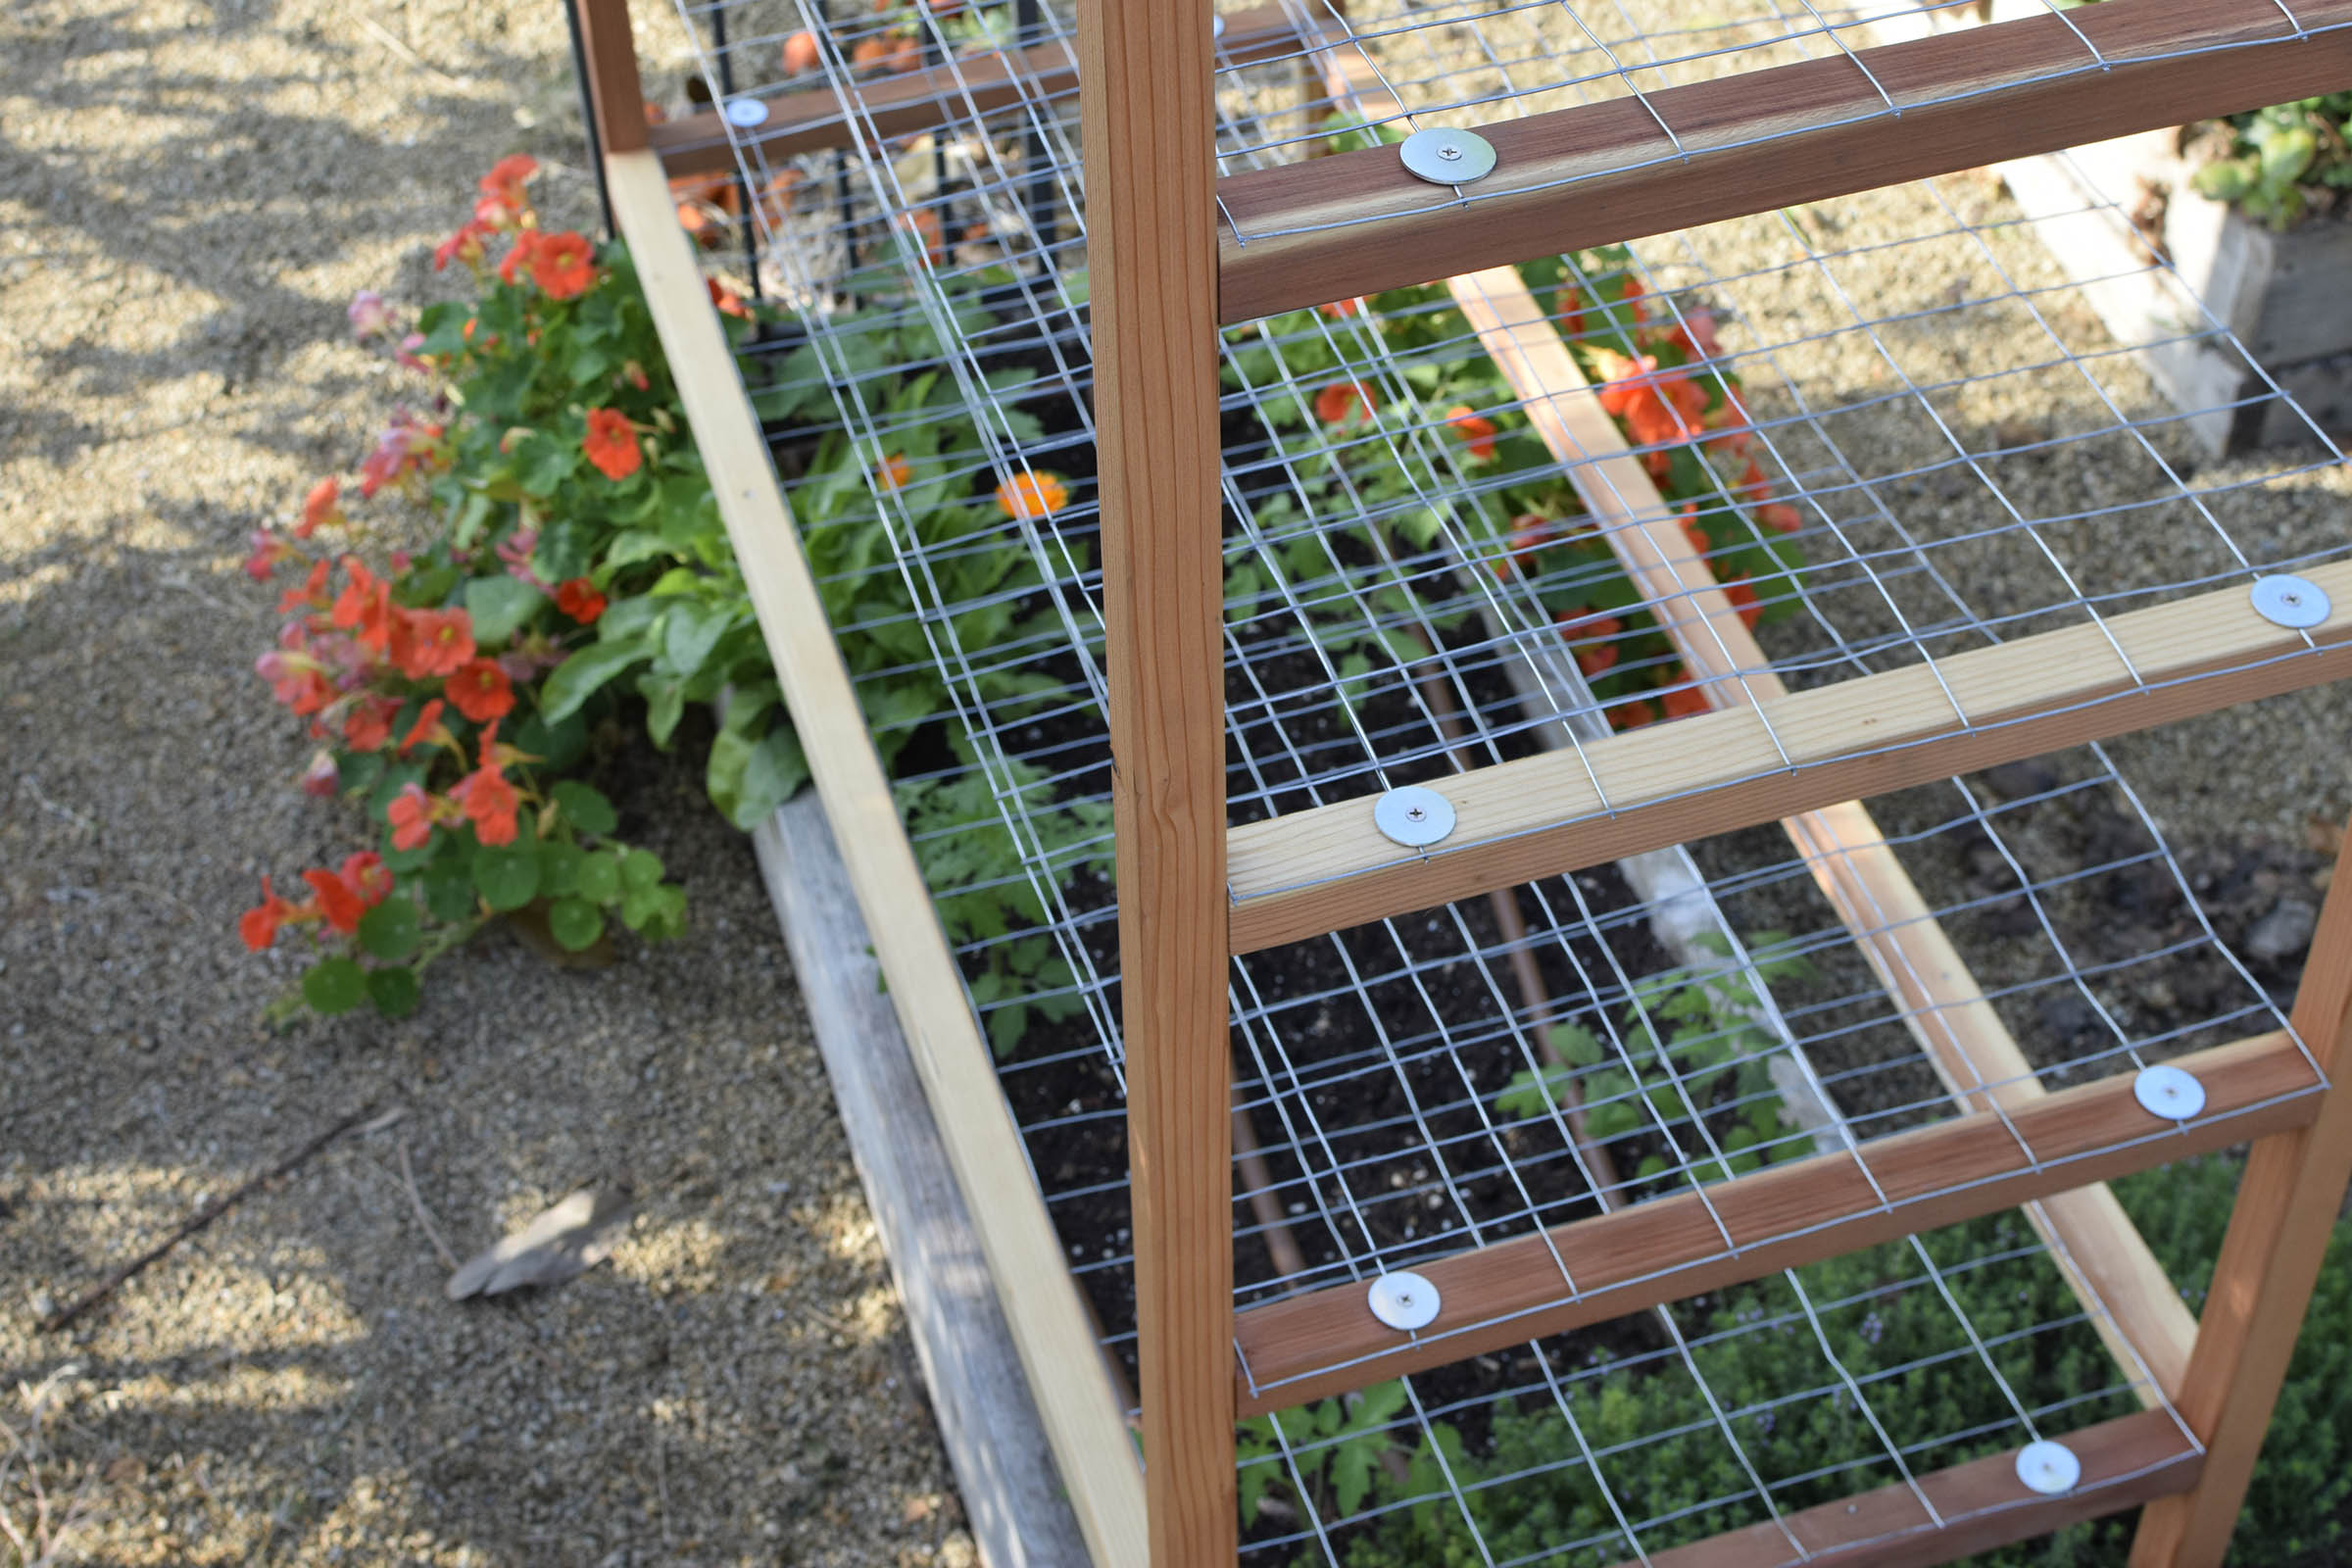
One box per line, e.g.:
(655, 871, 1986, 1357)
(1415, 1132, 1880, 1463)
(367, 965, 421, 1018)
(537, 839, 585, 898)
(336, 751, 385, 799)
(302, 956, 368, 1015)
(423, 855, 478, 922)
(574, 851, 622, 905)
(471, 844, 541, 911)
(619, 849, 664, 892)
(550, 780, 618, 837)
(546, 897, 606, 953)
(358, 898, 421, 960)
(465, 576, 547, 645)
(513, 708, 588, 772)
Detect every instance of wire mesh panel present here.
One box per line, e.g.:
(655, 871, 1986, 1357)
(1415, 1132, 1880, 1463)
(642, 0, 2351, 1557)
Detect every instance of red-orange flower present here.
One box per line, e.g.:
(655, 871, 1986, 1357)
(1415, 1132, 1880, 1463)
(392, 607, 475, 680)
(398, 698, 453, 758)
(450, 722, 522, 846)
(555, 578, 608, 624)
(1610, 698, 1658, 731)
(434, 219, 495, 272)
(894, 208, 945, 264)
(343, 694, 403, 753)
(996, 472, 1069, 519)
(498, 229, 539, 286)
(387, 782, 454, 852)
(1596, 353, 1708, 475)
(1659, 679, 1710, 720)
(783, 28, 821, 74)
(1445, 405, 1498, 462)
(238, 875, 298, 952)
(530, 231, 598, 300)
(278, 559, 332, 618)
(707, 276, 753, 319)
(331, 559, 395, 655)
(1757, 502, 1801, 534)
(582, 408, 642, 480)
(1318, 297, 1362, 318)
(296, 477, 343, 539)
(303, 867, 367, 935)
(1314, 380, 1376, 426)
(1557, 610, 1623, 678)
(1724, 576, 1765, 630)
(446, 658, 514, 723)
(338, 852, 394, 908)
(876, 453, 913, 491)
(1560, 287, 1587, 337)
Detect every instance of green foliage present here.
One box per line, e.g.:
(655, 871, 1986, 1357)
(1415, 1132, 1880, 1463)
(1238, 1381, 1414, 1528)
(2192, 94, 2352, 228)
(1494, 933, 1812, 1186)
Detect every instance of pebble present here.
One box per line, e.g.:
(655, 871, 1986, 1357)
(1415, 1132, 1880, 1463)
(2246, 897, 2320, 962)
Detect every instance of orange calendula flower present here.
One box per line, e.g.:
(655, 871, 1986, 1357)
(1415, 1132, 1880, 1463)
(303, 867, 367, 936)
(392, 607, 476, 680)
(296, 477, 344, 539)
(1444, 405, 1498, 462)
(530, 230, 598, 300)
(1314, 380, 1376, 426)
(238, 875, 299, 952)
(446, 658, 514, 723)
(876, 453, 913, 491)
(398, 698, 453, 758)
(554, 578, 608, 625)
(996, 472, 1069, 520)
(582, 408, 642, 481)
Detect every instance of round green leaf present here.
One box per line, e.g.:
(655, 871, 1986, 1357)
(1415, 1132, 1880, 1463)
(538, 839, 586, 899)
(367, 965, 421, 1018)
(546, 897, 606, 952)
(423, 855, 478, 923)
(471, 844, 542, 911)
(574, 851, 622, 905)
(620, 848, 663, 891)
(357, 898, 421, 960)
(301, 956, 368, 1015)
(551, 780, 618, 837)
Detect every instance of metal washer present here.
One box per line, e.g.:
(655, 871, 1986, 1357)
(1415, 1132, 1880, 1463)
(1366, 1270, 1441, 1332)
(2249, 573, 2331, 630)
(2014, 1440, 2082, 1496)
(1373, 785, 1456, 849)
(2133, 1063, 2207, 1121)
(1397, 126, 1497, 186)
(723, 97, 770, 128)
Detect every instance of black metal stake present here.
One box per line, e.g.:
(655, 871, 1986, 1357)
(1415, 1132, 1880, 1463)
(563, 0, 617, 241)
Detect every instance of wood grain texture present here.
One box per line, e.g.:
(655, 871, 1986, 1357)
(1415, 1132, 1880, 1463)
(1615, 1410, 2198, 1568)
(1226, 558, 2352, 953)
(573, 0, 649, 156)
(1442, 266, 2194, 1404)
(1216, 0, 2352, 321)
(1077, 0, 1233, 1562)
(1231, 1030, 2316, 1413)
(2131, 824, 2352, 1568)
(650, 5, 1304, 177)
(753, 799, 1092, 1568)
(609, 149, 1146, 1568)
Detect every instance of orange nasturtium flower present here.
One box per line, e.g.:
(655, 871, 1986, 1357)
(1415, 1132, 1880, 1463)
(1444, 405, 1498, 462)
(338, 852, 394, 909)
(449, 721, 523, 846)
(876, 453, 914, 491)
(387, 782, 460, 853)
(1659, 678, 1711, 721)
(296, 477, 344, 539)
(393, 607, 476, 680)
(446, 658, 515, 723)
(1610, 698, 1658, 732)
(530, 230, 599, 300)
(555, 577, 608, 625)
(398, 698, 454, 759)
(1595, 353, 1708, 474)
(582, 408, 643, 481)
(302, 866, 368, 935)
(1314, 380, 1376, 426)
(707, 276, 753, 319)
(342, 694, 404, 754)
(331, 559, 396, 655)
(476, 153, 539, 223)
(995, 471, 1069, 520)
(238, 875, 300, 952)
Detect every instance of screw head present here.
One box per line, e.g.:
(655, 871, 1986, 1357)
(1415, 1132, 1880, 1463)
(1373, 785, 1456, 849)
(1367, 1270, 1441, 1332)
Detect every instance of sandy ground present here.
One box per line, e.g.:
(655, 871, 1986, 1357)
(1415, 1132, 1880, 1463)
(0, 0, 970, 1563)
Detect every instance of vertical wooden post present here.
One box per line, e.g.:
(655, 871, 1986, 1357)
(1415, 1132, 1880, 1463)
(2131, 820, 2352, 1568)
(574, 0, 650, 156)
(1078, 0, 1235, 1563)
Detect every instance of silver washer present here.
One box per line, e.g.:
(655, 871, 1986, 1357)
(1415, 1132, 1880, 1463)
(2014, 1439, 2082, 1496)
(2250, 573, 2331, 630)
(1373, 785, 1456, 849)
(1366, 1270, 1441, 1332)
(723, 97, 770, 128)
(2133, 1064, 2207, 1121)
(1397, 126, 1497, 186)
(1212, 12, 1225, 38)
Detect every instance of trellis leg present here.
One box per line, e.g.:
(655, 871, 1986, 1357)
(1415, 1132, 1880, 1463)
(1077, 0, 1235, 1563)
(2131, 819, 2352, 1568)
(573, 0, 648, 157)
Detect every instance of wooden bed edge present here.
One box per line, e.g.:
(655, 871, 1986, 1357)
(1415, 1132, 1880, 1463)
(608, 146, 1148, 1568)
(1231, 1028, 2312, 1414)
(752, 799, 1094, 1568)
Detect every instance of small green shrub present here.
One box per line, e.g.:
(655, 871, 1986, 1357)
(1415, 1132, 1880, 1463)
(2192, 95, 2352, 229)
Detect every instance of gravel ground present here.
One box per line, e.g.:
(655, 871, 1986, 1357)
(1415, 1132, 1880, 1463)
(0, 1, 970, 1563)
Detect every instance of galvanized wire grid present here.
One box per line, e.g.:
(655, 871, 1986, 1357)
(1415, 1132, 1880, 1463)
(656, 0, 2344, 1557)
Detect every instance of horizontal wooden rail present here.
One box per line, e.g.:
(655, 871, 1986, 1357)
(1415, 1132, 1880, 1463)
(1215, 0, 2352, 322)
(1443, 264, 2196, 1403)
(1618, 1408, 2198, 1568)
(650, 4, 1306, 178)
(1227, 558, 2352, 954)
(1232, 1029, 2316, 1413)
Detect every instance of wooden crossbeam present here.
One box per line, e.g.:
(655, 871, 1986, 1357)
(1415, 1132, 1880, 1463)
(1619, 1409, 2198, 1568)
(1440, 265, 2195, 1403)
(1215, 0, 2352, 322)
(649, 4, 1306, 178)
(1231, 1029, 2316, 1413)
(1226, 558, 2352, 953)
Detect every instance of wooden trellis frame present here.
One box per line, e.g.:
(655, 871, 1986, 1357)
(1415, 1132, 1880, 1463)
(573, 0, 2352, 1563)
